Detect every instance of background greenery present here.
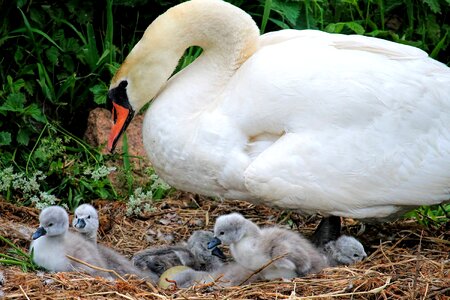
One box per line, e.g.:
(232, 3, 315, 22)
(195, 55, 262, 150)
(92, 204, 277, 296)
(0, 0, 448, 223)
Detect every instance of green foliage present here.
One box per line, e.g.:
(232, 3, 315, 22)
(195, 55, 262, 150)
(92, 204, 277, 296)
(246, 0, 449, 62)
(404, 204, 450, 228)
(0, 123, 117, 210)
(0, 235, 39, 272)
(125, 169, 172, 217)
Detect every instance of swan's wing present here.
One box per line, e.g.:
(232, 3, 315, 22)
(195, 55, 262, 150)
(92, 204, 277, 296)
(260, 29, 428, 60)
(221, 33, 450, 219)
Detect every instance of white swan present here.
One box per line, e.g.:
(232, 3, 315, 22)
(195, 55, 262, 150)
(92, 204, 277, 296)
(107, 0, 450, 220)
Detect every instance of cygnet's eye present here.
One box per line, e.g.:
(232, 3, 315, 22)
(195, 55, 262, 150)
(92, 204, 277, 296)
(48, 223, 54, 227)
(353, 253, 359, 257)
(219, 231, 224, 235)
(75, 215, 78, 219)
(87, 215, 91, 219)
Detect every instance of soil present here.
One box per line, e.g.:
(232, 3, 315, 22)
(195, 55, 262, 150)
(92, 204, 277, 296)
(0, 194, 449, 299)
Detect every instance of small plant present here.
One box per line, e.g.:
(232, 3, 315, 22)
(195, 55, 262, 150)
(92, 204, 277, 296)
(0, 235, 39, 272)
(404, 204, 450, 228)
(125, 171, 172, 216)
(0, 123, 118, 210)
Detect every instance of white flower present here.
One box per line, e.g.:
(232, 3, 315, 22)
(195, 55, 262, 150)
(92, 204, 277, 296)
(89, 166, 117, 180)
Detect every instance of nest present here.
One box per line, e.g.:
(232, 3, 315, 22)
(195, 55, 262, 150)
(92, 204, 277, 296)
(1, 195, 449, 299)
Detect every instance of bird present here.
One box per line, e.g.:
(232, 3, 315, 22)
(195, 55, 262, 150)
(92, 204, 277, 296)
(167, 262, 259, 288)
(72, 204, 99, 243)
(106, 0, 450, 228)
(72, 204, 159, 282)
(208, 213, 327, 280)
(29, 206, 111, 278)
(132, 230, 225, 276)
(322, 235, 367, 266)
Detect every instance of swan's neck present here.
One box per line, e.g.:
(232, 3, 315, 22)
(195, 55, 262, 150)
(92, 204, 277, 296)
(114, 0, 260, 112)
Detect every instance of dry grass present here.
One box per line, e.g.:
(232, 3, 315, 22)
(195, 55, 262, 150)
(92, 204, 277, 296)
(1, 195, 449, 299)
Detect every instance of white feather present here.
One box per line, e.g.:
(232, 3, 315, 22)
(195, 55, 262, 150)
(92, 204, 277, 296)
(113, 0, 450, 220)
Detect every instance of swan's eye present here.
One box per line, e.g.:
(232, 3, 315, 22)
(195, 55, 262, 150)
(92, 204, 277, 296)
(353, 253, 359, 257)
(48, 223, 53, 227)
(87, 215, 91, 219)
(219, 231, 224, 235)
(75, 215, 78, 219)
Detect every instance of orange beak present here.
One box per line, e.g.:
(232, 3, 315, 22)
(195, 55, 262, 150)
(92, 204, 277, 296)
(107, 102, 134, 152)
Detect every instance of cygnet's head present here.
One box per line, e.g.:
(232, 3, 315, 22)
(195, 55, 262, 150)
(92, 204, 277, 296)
(208, 213, 250, 249)
(326, 235, 367, 265)
(188, 230, 225, 260)
(72, 204, 99, 234)
(32, 206, 69, 240)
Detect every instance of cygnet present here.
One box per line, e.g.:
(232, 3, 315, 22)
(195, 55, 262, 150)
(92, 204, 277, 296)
(322, 235, 367, 266)
(30, 206, 110, 278)
(72, 204, 158, 282)
(170, 262, 260, 288)
(72, 204, 99, 243)
(208, 213, 327, 280)
(133, 230, 225, 276)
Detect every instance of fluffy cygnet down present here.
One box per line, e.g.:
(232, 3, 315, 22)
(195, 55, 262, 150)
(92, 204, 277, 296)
(73, 204, 158, 282)
(208, 213, 328, 280)
(132, 230, 225, 276)
(30, 206, 111, 278)
(322, 235, 367, 266)
(72, 204, 99, 243)
(169, 262, 260, 288)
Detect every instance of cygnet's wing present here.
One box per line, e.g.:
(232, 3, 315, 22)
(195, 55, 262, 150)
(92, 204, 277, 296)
(132, 246, 196, 275)
(310, 216, 341, 247)
(211, 262, 259, 286)
(64, 231, 111, 278)
(172, 263, 257, 288)
(171, 268, 211, 288)
(261, 227, 327, 277)
(99, 245, 158, 282)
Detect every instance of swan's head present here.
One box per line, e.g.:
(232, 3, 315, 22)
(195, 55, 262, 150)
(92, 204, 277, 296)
(107, 6, 189, 152)
(32, 206, 69, 240)
(208, 213, 252, 248)
(325, 235, 367, 265)
(73, 204, 99, 235)
(188, 230, 226, 260)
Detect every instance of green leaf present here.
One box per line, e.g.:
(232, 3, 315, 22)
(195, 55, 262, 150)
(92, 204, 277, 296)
(17, 128, 30, 146)
(345, 22, 365, 35)
(0, 132, 12, 146)
(430, 32, 448, 58)
(46, 46, 59, 65)
(1, 93, 26, 112)
(14, 48, 24, 65)
(25, 103, 46, 123)
(16, 0, 27, 8)
(271, 0, 300, 26)
(89, 83, 108, 105)
(423, 0, 441, 13)
(325, 23, 345, 33)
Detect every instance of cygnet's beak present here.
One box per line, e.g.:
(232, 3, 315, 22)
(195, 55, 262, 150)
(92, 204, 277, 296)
(74, 218, 86, 229)
(207, 237, 222, 249)
(32, 226, 47, 240)
(211, 247, 226, 259)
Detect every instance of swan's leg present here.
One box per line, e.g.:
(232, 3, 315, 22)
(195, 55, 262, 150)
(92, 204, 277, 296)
(310, 216, 341, 247)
